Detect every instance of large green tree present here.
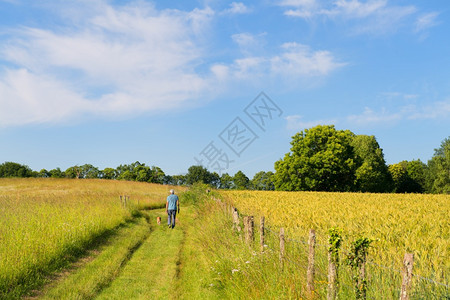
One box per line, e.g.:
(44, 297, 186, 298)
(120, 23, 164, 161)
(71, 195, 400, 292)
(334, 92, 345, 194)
(351, 135, 393, 193)
(274, 125, 357, 191)
(426, 137, 450, 194)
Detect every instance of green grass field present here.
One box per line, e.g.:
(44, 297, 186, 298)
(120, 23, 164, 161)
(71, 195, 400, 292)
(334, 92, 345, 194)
(0, 179, 448, 299)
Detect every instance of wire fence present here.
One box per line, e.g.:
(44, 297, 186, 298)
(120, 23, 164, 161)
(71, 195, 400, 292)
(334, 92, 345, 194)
(213, 196, 449, 299)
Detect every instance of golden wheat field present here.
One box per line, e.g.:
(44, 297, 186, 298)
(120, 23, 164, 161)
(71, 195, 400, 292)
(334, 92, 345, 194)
(0, 178, 181, 298)
(221, 190, 449, 285)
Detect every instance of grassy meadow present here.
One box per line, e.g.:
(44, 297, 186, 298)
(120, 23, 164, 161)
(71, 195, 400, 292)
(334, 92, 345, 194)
(1, 178, 448, 299)
(0, 178, 181, 299)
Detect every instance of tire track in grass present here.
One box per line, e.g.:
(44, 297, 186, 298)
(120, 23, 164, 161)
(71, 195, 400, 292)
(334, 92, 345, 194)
(95, 209, 184, 300)
(38, 217, 152, 300)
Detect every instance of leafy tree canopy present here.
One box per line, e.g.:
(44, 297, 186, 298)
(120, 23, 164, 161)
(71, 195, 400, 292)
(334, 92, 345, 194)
(274, 125, 357, 192)
(426, 137, 450, 194)
(0, 162, 33, 178)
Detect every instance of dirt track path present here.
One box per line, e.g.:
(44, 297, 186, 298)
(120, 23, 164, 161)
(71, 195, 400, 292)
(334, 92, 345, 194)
(96, 208, 184, 300)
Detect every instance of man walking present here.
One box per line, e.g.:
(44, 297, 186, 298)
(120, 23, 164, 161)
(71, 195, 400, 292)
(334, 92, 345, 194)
(166, 189, 179, 229)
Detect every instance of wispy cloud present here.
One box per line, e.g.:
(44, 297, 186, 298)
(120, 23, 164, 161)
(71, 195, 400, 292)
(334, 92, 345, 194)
(415, 12, 440, 32)
(279, 0, 435, 36)
(381, 92, 419, 100)
(220, 42, 346, 79)
(347, 99, 450, 126)
(271, 42, 346, 77)
(222, 2, 251, 15)
(285, 115, 337, 131)
(231, 32, 266, 56)
(210, 42, 345, 83)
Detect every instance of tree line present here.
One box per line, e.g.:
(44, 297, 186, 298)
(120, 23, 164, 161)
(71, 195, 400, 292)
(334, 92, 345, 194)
(0, 161, 273, 190)
(0, 125, 448, 193)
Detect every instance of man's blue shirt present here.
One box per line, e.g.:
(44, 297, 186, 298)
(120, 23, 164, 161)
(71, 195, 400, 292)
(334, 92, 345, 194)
(167, 194, 178, 210)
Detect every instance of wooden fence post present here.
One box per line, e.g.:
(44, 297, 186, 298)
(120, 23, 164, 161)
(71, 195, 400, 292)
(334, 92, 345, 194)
(327, 249, 338, 300)
(232, 208, 241, 232)
(279, 228, 285, 268)
(400, 253, 414, 300)
(358, 251, 367, 300)
(260, 216, 265, 252)
(244, 216, 254, 244)
(307, 229, 316, 298)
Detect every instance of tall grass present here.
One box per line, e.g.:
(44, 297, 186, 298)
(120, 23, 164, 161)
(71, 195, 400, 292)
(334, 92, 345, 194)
(0, 178, 180, 299)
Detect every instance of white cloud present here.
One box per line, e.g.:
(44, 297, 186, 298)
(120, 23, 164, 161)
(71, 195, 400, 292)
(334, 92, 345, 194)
(222, 2, 251, 15)
(415, 12, 439, 32)
(0, 69, 91, 126)
(231, 32, 266, 56)
(407, 100, 450, 120)
(223, 42, 345, 81)
(0, 2, 215, 126)
(232, 32, 258, 48)
(381, 92, 419, 100)
(347, 107, 402, 125)
(346, 99, 450, 126)
(271, 43, 346, 77)
(285, 115, 336, 131)
(280, 0, 423, 35)
(285, 9, 313, 18)
(329, 0, 388, 18)
(279, 0, 316, 8)
(0, 2, 345, 127)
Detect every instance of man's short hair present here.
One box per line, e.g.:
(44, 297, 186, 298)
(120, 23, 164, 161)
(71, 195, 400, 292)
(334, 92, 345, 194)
(170, 189, 174, 194)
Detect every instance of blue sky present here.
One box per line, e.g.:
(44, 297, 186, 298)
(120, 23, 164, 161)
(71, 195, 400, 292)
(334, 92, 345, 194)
(0, 0, 449, 177)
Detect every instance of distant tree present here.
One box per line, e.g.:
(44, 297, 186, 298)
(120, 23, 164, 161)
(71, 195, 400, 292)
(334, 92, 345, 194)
(135, 166, 151, 182)
(0, 162, 33, 178)
(37, 169, 50, 178)
(118, 170, 135, 181)
(389, 160, 427, 193)
(163, 175, 174, 185)
(79, 164, 100, 179)
(274, 125, 357, 191)
(251, 171, 275, 190)
(233, 170, 249, 190)
(102, 168, 117, 179)
(404, 160, 426, 193)
(351, 135, 393, 193)
(65, 166, 81, 179)
(171, 174, 186, 186)
(185, 165, 213, 185)
(116, 161, 143, 179)
(210, 172, 221, 189)
(49, 168, 65, 178)
(220, 173, 234, 189)
(114, 162, 165, 183)
(426, 137, 450, 194)
(149, 166, 165, 184)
